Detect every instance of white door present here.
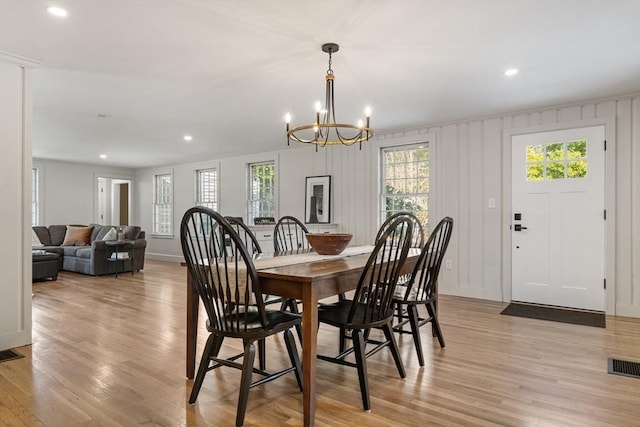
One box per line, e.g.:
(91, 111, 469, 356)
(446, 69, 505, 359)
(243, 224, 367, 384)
(511, 126, 605, 310)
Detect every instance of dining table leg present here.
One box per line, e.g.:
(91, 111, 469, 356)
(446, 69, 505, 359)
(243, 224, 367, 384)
(301, 285, 319, 427)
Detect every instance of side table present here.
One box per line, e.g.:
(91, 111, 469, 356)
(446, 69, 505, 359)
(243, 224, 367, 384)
(105, 240, 134, 278)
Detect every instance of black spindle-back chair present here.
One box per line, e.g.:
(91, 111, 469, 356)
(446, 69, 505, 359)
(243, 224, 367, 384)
(180, 207, 302, 427)
(316, 216, 413, 411)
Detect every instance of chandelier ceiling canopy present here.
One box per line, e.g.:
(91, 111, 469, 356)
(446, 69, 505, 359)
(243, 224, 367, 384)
(285, 43, 373, 150)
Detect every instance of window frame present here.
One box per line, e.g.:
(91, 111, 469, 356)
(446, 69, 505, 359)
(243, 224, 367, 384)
(195, 167, 219, 211)
(247, 160, 277, 224)
(379, 142, 430, 231)
(152, 171, 173, 237)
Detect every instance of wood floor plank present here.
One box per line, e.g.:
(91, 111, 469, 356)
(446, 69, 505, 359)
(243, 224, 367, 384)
(0, 259, 637, 426)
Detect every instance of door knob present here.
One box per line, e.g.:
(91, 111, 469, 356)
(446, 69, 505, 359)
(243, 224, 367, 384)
(514, 224, 528, 231)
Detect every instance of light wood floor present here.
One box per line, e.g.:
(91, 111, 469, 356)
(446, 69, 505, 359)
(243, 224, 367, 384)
(2, 260, 639, 426)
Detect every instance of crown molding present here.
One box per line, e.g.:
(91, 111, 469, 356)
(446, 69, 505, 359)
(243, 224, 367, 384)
(0, 51, 41, 68)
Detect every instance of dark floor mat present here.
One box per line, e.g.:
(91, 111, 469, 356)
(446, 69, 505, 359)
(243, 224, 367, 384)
(501, 302, 605, 328)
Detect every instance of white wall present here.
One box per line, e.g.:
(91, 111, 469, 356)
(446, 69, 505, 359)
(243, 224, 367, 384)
(135, 93, 640, 317)
(32, 159, 135, 226)
(0, 52, 37, 351)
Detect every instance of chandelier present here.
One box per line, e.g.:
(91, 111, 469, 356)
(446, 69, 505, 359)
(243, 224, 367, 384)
(285, 43, 373, 150)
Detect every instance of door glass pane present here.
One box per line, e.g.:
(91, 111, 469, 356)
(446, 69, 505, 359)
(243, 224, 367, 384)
(527, 164, 544, 181)
(546, 143, 564, 161)
(547, 162, 565, 180)
(567, 140, 587, 159)
(568, 160, 587, 178)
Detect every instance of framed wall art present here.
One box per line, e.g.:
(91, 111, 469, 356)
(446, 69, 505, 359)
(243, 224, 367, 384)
(305, 175, 331, 224)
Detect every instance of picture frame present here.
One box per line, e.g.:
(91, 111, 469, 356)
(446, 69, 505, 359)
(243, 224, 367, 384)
(305, 175, 331, 224)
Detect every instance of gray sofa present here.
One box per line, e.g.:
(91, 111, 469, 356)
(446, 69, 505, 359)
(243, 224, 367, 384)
(32, 224, 146, 276)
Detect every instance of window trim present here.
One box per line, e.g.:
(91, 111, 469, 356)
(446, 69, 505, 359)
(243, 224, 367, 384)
(369, 132, 438, 240)
(380, 142, 430, 229)
(247, 160, 277, 225)
(194, 167, 219, 211)
(152, 170, 174, 237)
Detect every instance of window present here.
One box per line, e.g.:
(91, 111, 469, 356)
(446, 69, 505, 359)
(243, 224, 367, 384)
(381, 144, 429, 227)
(248, 161, 276, 224)
(526, 140, 587, 181)
(196, 168, 218, 211)
(31, 168, 39, 226)
(153, 173, 173, 235)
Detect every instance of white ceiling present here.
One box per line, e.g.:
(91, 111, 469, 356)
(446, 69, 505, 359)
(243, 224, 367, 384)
(1, 0, 639, 168)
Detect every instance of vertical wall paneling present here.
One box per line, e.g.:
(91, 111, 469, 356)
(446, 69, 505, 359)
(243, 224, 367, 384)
(458, 123, 470, 289)
(468, 121, 484, 291)
(481, 118, 503, 300)
(614, 99, 634, 315)
(632, 97, 640, 309)
(127, 93, 640, 316)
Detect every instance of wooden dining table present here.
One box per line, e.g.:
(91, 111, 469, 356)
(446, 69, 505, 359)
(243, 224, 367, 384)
(185, 246, 420, 427)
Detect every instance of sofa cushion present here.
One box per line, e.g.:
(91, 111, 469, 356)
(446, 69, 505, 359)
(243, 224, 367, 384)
(49, 225, 68, 246)
(75, 247, 93, 259)
(32, 229, 44, 247)
(123, 225, 141, 240)
(89, 224, 103, 242)
(101, 227, 117, 241)
(33, 226, 52, 246)
(95, 225, 112, 241)
(61, 226, 94, 246)
(63, 246, 83, 257)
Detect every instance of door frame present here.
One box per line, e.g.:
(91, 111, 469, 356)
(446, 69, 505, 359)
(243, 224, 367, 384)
(94, 172, 136, 226)
(501, 117, 616, 314)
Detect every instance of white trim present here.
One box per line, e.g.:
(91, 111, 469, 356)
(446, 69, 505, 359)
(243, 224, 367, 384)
(0, 51, 41, 68)
(501, 116, 616, 314)
(152, 169, 174, 236)
(368, 132, 438, 239)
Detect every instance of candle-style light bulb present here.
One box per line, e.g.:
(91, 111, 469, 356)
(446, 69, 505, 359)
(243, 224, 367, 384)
(364, 106, 372, 117)
(315, 101, 322, 112)
(357, 119, 364, 129)
(285, 113, 292, 124)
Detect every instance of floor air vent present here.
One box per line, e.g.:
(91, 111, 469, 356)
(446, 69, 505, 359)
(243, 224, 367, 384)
(608, 358, 640, 379)
(0, 349, 24, 364)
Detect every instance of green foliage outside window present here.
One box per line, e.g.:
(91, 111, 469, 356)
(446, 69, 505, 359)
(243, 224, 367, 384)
(525, 140, 587, 181)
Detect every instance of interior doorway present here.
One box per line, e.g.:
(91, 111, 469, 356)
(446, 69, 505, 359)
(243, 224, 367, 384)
(96, 176, 133, 226)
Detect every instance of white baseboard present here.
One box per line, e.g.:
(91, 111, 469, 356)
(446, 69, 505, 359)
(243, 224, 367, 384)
(145, 253, 184, 263)
(615, 304, 640, 318)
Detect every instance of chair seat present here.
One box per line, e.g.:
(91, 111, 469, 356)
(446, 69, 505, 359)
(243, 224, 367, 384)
(318, 300, 394, 330)
(392, 284, 434, 304)
(206, 306, 301, 337)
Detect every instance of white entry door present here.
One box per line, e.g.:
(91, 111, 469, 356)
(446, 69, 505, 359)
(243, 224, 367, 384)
(511, 126, 605, 310)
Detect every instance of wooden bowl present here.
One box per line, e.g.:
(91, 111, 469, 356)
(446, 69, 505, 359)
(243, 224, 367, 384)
(306, 233, 353, 255)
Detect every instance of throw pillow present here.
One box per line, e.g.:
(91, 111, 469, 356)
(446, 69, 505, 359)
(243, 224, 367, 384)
(61, 225, 94, 246)
(32, 229, 44, 247)
(123, 225, 141, 240)
(101, 227, 117, 241)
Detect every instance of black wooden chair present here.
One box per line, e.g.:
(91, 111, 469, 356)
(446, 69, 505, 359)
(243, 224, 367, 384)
(224, 216, 262, 256)
(272, 215, 309, 325)
(273, 215, 310, 252)
(316, 216, 413, 411)
(223, 216, 297, 368)
(376, 211, 425, 249)
(180, 207, 303, 427)
(392, 216, 453, 366)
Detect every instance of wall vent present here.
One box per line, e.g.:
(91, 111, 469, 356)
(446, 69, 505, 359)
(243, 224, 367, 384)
(608, 358, 640, 379)
(0, 349, 24, 364)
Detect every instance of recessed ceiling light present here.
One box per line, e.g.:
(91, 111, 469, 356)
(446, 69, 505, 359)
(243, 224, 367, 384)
(183, 135, 193, 141)
(504, 68, 519, 77)
(46, 6, 68, 17)
(99, 154, 107, 159)
(96, 113, 111, 119)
